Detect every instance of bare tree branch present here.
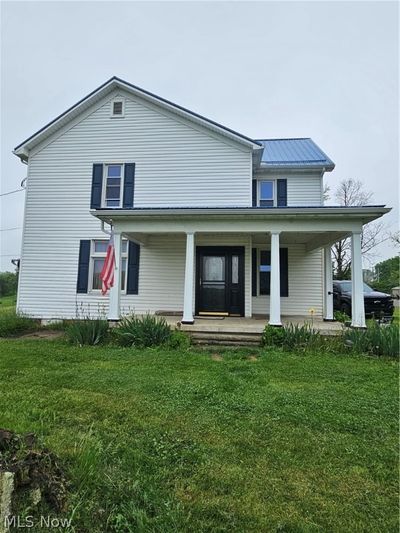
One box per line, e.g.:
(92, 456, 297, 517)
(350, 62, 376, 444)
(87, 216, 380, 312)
(331, 178, 387, 278)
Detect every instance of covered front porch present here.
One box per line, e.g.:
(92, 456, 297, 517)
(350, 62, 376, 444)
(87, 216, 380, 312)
(93, 206, 389, 329)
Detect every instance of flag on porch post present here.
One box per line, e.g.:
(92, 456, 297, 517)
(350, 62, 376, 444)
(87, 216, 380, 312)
(100, 231, 115, 295)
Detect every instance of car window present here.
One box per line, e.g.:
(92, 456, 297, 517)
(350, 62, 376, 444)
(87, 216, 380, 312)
(339, 281, 352, 292)
(363, 283, 374, 293)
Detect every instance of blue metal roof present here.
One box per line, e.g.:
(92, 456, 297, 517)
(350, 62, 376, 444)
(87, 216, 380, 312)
(255, 138, 335, 170)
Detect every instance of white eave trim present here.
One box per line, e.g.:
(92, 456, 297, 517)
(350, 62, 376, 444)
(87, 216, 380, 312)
(91, 206, 391, 221)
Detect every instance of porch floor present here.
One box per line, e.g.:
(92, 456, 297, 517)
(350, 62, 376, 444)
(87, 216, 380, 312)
(160, 315, 343, 335)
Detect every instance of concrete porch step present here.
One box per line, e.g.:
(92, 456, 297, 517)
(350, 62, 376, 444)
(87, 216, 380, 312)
(193, 338, 261, 347)
(188, 330, 262, 347)
(191, 332, 261, 342)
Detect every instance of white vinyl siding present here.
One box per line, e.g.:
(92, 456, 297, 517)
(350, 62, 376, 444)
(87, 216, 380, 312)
(16, 88, 326, 319)
(17, 90, 253, 318)
(17, 232, 322, 319)
(252, 245, 323, 316)
(29, 90, 252, 208)
(254, 173, 323, 206)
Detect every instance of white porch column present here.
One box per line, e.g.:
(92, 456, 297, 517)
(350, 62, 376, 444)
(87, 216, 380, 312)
(323, 246, 334, 321)
(269, 231, 282, 326)
(351, 231, 366, 328)
(182, 232, 195, 324)
(108, 231, 122, 321)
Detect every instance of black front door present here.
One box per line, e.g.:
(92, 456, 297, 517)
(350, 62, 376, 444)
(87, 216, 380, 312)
(196, 247, 244, 316)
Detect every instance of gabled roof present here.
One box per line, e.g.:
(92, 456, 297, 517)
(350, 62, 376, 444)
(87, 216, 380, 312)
(255, 138, 335, 171)
(14, 76, 262, 158)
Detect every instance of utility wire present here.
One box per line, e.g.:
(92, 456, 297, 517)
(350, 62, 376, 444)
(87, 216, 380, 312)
(0, 227, 22, 232)
(0, 188, 25, 197)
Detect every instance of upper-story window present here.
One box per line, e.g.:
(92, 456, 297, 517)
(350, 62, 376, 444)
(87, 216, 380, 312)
(103, 164, 123, 207)
(111, 98, 125, 117)
(259, 180, 274, 207)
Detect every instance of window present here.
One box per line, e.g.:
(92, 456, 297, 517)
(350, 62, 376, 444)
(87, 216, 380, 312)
(103, 164, 123, 207)
(257, 248, 289, 297)
(90, 239, 128, 291)
(259, 181, 274, 207)
(111, 98, 124, 117)
(259, 250, 271, 295)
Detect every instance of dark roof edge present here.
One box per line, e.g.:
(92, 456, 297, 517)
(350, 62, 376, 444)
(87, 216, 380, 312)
(14, 76, 263, 152)
(94, 205, 387, 211)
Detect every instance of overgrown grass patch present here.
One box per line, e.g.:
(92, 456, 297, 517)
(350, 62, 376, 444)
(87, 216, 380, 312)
(0, 310, 39, 337)
(0, 339, 397, 532)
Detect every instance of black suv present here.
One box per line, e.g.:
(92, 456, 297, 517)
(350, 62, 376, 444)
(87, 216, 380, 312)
(333, 280, 394, 319)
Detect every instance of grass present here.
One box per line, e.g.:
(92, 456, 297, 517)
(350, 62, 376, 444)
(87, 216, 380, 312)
(0, 339, 398, 532)
(0, 294, 17, 314)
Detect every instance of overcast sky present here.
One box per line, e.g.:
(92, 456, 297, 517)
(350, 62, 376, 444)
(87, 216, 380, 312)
(1, 0, 398, 272)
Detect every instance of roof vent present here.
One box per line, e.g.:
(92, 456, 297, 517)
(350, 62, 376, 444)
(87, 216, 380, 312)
(111, 98, 124, 117)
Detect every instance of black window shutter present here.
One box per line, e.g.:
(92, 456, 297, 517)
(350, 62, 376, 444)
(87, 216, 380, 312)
(76, 240, 91, 293)
(280, 248, 289, 297)
(277, 179, 287, 207)
(127, 241, 140, 294)
(252, 248, 257, 296)
(90, 164, 103, 209)
(123, 163, 135, 208)
(252, 180, 257, 207)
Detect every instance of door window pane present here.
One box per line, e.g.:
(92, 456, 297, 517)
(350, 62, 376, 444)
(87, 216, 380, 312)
(232, 256, 239, 284)
(203, 256, 225, 281)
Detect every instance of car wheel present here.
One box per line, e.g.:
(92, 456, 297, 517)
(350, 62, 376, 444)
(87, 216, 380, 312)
(341, 302, 351, 317)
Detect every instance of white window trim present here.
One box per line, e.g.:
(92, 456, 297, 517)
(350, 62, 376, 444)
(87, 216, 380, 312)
(258, 179, 276, 207)
(89, 239, 128, 294)
(110, 97, 125, 118)
(102, 163, 124, 208)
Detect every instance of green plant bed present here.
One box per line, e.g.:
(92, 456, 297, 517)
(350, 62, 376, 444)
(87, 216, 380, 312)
(113, 314, 172, 347)
(65, 318, 109, 346)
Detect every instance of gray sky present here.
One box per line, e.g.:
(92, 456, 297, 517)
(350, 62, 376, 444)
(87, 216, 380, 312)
(1, 1, 398, 272)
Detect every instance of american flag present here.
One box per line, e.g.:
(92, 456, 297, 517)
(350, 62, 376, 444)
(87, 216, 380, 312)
(100, 231, 115, 295)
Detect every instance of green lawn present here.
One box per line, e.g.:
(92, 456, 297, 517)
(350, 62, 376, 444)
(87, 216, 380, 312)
(0, 339, 398, 532)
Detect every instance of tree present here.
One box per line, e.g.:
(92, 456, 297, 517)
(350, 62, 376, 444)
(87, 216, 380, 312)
(373, 256, 400, 294)
(331, 179, 387, 279)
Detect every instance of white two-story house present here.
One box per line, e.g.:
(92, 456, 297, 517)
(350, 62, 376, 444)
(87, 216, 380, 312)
(13, 77, 390, 328)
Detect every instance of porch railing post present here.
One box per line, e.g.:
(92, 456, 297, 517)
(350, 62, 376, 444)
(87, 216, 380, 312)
(351, 231, 366, 328)
(323, 245, 334, 321)
(108, 231, 122, 321)
(269, 231, 282, 326)
(182, 232, 195, 324)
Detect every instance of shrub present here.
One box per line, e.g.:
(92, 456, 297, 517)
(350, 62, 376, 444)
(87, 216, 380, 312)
(281, 323, 321, 351)
(167, 330, 191, 350)
(334, 310, 350, 324)
(114, 314, 172, 348)
(262, 325, 286, 347)
(0, 311, 39, 337)
(344, 322, 399, 358)
(262, 323, 321, 352)
(65, 318, 109, 346)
